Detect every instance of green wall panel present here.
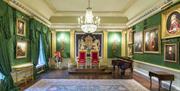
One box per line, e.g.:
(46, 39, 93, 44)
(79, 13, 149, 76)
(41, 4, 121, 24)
(11, 10, 31, 66)
(108, 32, 122, 58)
(133, 11, 180, 70)
(56, 32, 70, 58)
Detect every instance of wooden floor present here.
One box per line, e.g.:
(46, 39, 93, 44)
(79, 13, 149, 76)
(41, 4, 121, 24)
(20, 68, 168, 91)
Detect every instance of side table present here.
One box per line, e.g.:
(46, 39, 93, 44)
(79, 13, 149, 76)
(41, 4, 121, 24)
(149, 71, 174, 91)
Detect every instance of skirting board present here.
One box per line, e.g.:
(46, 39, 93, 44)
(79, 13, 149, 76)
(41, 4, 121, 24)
(134, 60, 180, 91)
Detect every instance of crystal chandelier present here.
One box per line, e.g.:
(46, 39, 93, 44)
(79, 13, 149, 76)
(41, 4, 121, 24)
(78, 0, 100, 33)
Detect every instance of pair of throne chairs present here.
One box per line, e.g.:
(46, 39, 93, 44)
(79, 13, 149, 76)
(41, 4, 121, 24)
(77, 50, 100, 68)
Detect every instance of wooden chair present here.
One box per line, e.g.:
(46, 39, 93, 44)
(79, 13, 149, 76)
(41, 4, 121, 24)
(90, 50, 100, 68)
(77, 50, 87, 68)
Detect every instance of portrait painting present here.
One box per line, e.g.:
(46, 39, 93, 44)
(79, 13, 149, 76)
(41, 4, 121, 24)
(162, 4, 180, 39)
(128, 29, 133, 44)
(75, 33, 103, 57)
(128, 44, 133, 57)
(16, 18, 26, 36)
(16, 41, 27, 58)
(134, 31, 143, 53)
(144, 26, 160, 53)
(164, 43, 178, 63)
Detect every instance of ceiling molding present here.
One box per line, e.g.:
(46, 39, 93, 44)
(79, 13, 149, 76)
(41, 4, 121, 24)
(127, 0, 175, 27)
(120, 0, 137, 13)
(53, 11, 125, 17)
(44, 0, 57, 13)
(3, 0, 179, 31)
(51, 23, 127, 30)
(4, 0, 51, 27)
(44, 0, 137, 17)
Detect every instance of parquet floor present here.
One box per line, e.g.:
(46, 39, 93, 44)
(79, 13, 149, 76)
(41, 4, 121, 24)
(20, 68, 168, 91)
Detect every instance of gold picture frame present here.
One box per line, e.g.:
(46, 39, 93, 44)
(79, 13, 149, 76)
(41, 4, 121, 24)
(162, 4, 180, 39)
(16, 41, 27, 58)
(16, 18, 26, 36)
(144, 26, 161, 53)
(134, 31, 143, 53)
(164, 43, 178, 63)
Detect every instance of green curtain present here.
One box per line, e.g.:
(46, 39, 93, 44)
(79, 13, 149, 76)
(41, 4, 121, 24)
(30, 19, 40, 79)
(0, 0, 18, 91)
(30, 19, 51, 77)
(41, 26, 50, 70)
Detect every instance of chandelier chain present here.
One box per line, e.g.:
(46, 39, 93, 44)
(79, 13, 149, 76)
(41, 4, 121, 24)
(88, 0, 90, 8)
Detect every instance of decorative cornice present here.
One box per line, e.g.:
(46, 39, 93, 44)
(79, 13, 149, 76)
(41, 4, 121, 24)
(127, 0, 174, 27)
(53, 11, 125, 17)
(4, 0, 51, 27)
(51, 23, 127, 30)
(3, 0, 179, 31)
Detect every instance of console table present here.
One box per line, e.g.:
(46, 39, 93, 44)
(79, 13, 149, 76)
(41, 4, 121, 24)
(12, 63, 33, 85)
(149, 71, 174, 91)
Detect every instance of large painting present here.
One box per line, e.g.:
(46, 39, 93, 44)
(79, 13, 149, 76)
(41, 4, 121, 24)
(56, 32, 70, 58)
(144, 26, 160, 53)
(16, 18, 26, 36)
(134, 31, 143, 53)
(16, 41, 27, 58)
(164, 43, 178, 63)
(75, 33, 103, 57)
(162, 4, 180, 39)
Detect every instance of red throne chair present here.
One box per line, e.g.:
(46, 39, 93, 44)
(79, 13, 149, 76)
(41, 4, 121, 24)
(90, 50, 100, 68)
(77, 50, 87, 68)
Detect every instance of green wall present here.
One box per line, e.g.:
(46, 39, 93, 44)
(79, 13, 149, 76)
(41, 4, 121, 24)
(133, 4, 180, 70)
(56, 32, 70, 58)
(11, 10, 31, 66)
(0, 4, 51, 66)
(108, 32, 122, 58)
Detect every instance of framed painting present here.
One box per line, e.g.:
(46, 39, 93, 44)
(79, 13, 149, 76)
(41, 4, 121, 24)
(16, 18, 26, 36)
(164, 43, 178, 63)
(128, 28, 133, 44)
(16, 41, 27, 58)
(134, 31, 143, 53)
(144, 26, 161, 53)
(162, 4, 180, 39)
(128, 44, 133, 57)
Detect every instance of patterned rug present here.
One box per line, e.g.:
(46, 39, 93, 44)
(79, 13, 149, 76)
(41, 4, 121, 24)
(25, 79, 149, 91)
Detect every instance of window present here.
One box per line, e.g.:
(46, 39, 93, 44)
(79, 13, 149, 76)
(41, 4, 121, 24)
(36, 35, 46, 68)
(0, 72, 4, 80)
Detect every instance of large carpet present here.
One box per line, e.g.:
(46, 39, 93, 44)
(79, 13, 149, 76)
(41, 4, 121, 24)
(25, 79, 149, 91)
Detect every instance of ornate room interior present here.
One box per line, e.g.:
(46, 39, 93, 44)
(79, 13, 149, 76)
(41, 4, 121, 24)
(0, 0, 179, 91)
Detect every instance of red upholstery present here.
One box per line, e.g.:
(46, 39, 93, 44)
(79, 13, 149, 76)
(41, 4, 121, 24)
(78, 50, 86, 65)
(54, 51, 61, 58)
(91, 51, 99, 65)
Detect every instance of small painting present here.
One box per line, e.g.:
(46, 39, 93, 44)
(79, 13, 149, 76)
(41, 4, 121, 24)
(128, 29, 133, 44)
(128, 44, 133, 57)
(144, 26, 160, 53)
(134, 31, 143, 53)
(162, 4, 180, 39)
(16, 41, 27, 58)
(16, 18, 26, 36)
(164, 43, 178, 63)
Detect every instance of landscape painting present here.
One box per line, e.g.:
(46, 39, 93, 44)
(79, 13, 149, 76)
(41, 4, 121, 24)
(16, 41, 27, 58)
